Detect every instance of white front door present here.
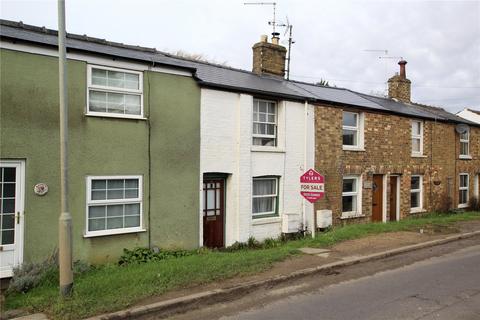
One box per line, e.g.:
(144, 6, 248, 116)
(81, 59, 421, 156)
(0, 161, 25, 278)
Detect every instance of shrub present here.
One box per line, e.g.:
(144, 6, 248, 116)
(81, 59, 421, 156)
(7, 251, 58, 294)
(262, 237, 280, 249)
(118, 247, 193, 265)
(225, 241, 249, 251)
(247, 236, 261, 249)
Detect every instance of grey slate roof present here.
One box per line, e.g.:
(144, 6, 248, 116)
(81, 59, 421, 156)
(0, 19, 474, 125)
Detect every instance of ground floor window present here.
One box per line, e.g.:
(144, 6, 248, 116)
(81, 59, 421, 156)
(86, 176, 142, 236)
(342, 176, 361, 217)
(410, 175, 423, 212)
(252, 177, 278, 218)
(459, 173, 469, 208)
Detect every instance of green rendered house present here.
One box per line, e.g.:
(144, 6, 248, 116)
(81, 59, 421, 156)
(0, 20, 201, 277)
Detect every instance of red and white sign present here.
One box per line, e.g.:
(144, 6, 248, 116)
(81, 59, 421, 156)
(300, 169, 325, 203)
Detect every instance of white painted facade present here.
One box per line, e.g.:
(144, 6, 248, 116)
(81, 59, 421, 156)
(457, 108, 480, 125)
(200, 88, 315, 246)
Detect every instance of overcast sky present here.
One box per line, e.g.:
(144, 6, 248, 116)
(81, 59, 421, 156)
(1, 0, 479, 112)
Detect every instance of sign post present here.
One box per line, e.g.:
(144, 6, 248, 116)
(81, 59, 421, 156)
(300, 169, 325, 238)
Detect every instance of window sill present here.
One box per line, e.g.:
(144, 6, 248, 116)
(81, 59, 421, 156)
(252, 216, 281, 225)
(83, 227, 146, 238)
(340, 213, 365, 220)
(458, 204, 469, 209)
(86, 113, 147, 121)
(251, 146, 285, 153)
(459, 155, 472, 160)
(410, 208, 426, 214)
(342, 146, 365, 152)
(411, 154, 427, 158)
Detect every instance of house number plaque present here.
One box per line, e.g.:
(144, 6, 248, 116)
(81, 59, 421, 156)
(34, 183, 49, 196)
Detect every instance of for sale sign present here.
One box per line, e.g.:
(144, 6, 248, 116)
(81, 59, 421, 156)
(300, 169, 325, 203)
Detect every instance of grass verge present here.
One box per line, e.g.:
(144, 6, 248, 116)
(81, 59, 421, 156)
(5, 211, 480, 319)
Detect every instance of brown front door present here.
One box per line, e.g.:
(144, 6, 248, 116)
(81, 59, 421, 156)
(203, 179, 225, 248)
(372, 175, 383, 222)
(389, 176, 398, 221)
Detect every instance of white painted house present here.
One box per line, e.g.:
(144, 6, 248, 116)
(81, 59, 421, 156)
(200, 89, 315, 247)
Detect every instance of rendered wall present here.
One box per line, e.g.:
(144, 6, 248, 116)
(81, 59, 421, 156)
(0, 48, 200, 264)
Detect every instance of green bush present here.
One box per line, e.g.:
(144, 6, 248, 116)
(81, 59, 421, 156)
(262, 237, 280, 249)
(118, 247, 193, 265)
(247, 236, 261, 249)
(7, 252, 58, 294)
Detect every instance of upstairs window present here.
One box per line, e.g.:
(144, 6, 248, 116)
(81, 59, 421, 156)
(252, 177, 278, 218)
(411, 120, 423, 156)
(87, 65, 143, 118)
(253, 99, 277, 147)
(460, 129, 470, 157)
(343, 111, 363, 149)
(459, 173, 469, 208)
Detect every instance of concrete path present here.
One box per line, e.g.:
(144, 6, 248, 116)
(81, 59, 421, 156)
(219, 244, 480, 320)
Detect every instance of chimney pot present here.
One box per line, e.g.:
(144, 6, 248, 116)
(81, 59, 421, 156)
(260, 35, 268, 43)
(398, 60, 407, 79)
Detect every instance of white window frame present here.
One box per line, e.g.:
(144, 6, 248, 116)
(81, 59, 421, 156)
(410, 175, 423, 213)
(341, 175, 362, 218)
(252, 177, 279, 218)
(86, 65, 144, 119)
(342, 111, 364, 151)
(459, 129, 470, 158)
(411, 120, 424, 156)
(85, 175, 144, 237)
(458, 173, 469, 208)
(252, 99, 278, 147)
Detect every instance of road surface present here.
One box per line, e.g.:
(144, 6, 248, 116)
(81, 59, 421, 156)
(164, 237, 480, 320)
(221, 244, 480, 320)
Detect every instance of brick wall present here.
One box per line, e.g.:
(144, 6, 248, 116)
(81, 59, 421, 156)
(252, 41, 287, 77)
(314, 103, 479, 225)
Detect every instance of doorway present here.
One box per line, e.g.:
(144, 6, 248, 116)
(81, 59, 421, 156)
(372, 175, 383, 222)
(0, 161, 25, 278)
(389, 176, 400, 221)
(202, 178, 225, 248)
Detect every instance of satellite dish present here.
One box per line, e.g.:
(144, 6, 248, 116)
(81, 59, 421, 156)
(455, 124, 469, 134)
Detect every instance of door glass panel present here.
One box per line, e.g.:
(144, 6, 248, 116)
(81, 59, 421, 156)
(2, 230, 14, 245)
(207, 189, 215, 210)
(2, 183, 15, 197)
(3, 168, 15, 182)
(2, 214, 15, 229)
(1, 167, 16, 245)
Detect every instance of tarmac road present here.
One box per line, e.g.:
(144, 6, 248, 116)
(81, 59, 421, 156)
(220, 244, 480, 320)
(164, 237, 480, 320)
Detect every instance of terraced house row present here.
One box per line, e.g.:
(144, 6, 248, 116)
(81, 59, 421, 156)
(0, 20, 478, 277)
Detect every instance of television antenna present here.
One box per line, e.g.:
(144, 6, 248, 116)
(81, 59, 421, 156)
(244, 2, 279, 34)
(364, 49, 402, 95)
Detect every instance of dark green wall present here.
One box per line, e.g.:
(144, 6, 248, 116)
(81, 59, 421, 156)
(0, 49, 200, 264)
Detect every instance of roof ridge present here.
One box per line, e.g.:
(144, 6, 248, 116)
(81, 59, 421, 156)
(286, 78, 349, 91)
(0, 19, 294, 82)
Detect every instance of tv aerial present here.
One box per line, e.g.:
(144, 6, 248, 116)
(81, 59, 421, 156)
(244, 2, 295, 79)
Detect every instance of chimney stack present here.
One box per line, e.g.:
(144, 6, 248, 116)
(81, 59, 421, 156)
(252, 33, 287, 77)
(388, 60, 411, 103)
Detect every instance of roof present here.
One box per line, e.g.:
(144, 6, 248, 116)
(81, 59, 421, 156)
(0, 19, 475, 126)
(466, 108, 480, 116)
